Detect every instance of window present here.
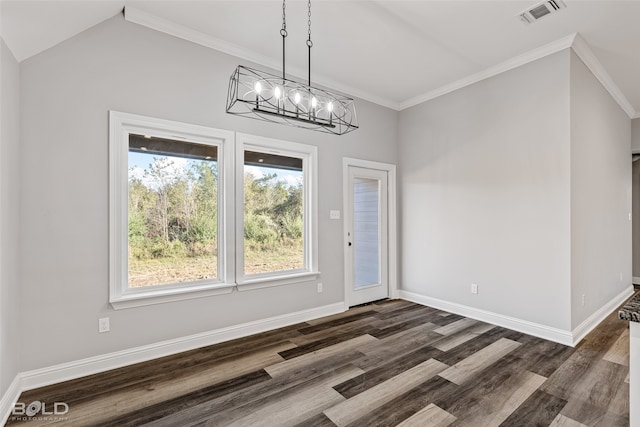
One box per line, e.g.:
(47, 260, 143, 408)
(128, 134, 220, 287)
(110, 112, 234, 308)
(235, 134, 319, 290)
(110, 114, 318, 307)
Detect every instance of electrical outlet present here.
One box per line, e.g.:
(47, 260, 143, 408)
(98, 317, 110, 333)
(317, 282, 323, 293)
(471, 283, 478, 294)
(330, 210, 341, 220)
(582, 294, 585, 306)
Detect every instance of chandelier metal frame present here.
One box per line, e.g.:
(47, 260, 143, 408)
(225, 0, 359, 135)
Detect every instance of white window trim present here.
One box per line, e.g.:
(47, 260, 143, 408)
(109, 111, 235, 309)
(235, 133, 320, 291)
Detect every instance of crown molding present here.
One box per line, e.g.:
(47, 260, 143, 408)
(123, 8, 638, 117)
(570, 33, 637, 119)
(400, 33, 638, 118)
(123, 6, 401, 111)
(399, 33, 577, 110)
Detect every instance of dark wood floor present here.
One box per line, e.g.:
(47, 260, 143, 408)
(6, 298, 630, 426)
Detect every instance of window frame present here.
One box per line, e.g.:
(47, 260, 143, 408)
(235, 133, 319, 291)
(109, 111, 235, 309)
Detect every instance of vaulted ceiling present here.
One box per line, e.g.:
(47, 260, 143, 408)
(2, 1, 640, 116)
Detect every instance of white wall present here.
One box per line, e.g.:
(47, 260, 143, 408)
(569, 51, 632, 329)
(0, 38, 21, 394)
(631, 118, 640, 153)
(398, 50, 572, 331)
(17, 14, 398, 371)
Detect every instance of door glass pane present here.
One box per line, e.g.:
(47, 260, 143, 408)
(353, 177, 380, 287)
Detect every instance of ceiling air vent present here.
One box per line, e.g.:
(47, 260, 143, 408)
(519, 0, 566, 24)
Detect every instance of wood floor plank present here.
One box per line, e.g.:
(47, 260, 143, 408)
(499, 389, 567, 427)
(265, 335, 377, 378)
(592, 411, 630, 427)
(430, 313, 467, 327)
(333, 343, 444, 399)
(433, 317, 479, 336)
(368, 299, 415, 314)
(432, 322, 496, 352)
(298, 312, 378, 335)
(395, 403, 456, 427)
(154, 364, 363, 427)
(323, 358, 449, 426)
(438, 337, 521, 384)
(357, 323, 442, 361)
(434, 325, 521, 366)
(576, 310, 628, 353)
(155, 354, 364, 425)
(372, 302, 440, 320)
(292, 413, 337, 427)
(279, 323, 379, 360)
(449, 370, 546, 427)
(348, 325, 444, 375)
(344, 375, 459, 427)
(18, 343, 293, 427)
(16, 331, 299, 409)
(370, 316, 441, 339)
(288, 317, 383, 346)
(304, 305, 376, 326)
(549, 414, 589, 427)
(90, 369, 272, 426)
(223, 382, 344, 427)
(508, 334, 576, 378)
(544, 354, 627, 407)
(603, 328, 629, 366)
(434, 353, 524, 416)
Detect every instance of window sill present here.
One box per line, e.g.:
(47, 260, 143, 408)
(236, 271, 321, 291)
(110, 282, 235, 310)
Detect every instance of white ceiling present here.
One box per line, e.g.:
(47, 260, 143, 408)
(2, 1, 640, 116)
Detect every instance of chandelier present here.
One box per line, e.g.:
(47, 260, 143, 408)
(226, 0, 359, 135)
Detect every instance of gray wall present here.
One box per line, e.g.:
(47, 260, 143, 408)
(569, 52, 632, 329)
(398, 50, 572, 330)
(632, 118, 640, 152)
(17, 15, 397, 371)
(0, 38, 21, 394)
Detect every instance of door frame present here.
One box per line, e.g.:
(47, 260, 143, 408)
(342, 157, 398, 306)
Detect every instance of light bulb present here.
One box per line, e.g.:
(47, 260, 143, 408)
(274, 86, 282, 99)
(254, 81, 262, 94)
(311, 97, 318, 108)
(294, 92, 301, 104)
(327, 102, 334, 112)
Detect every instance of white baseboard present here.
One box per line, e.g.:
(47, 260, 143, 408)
(571, 285, 634, 345)
(399, 290, 575, 345)
(0, 376, 21, 426)
(0, 301, 346, 424)
(633, 276, 640, 285)
(400, 287, 634, 347)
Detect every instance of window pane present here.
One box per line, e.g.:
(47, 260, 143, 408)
(128, 134, 218, 287)
(244, 150, 304, 275)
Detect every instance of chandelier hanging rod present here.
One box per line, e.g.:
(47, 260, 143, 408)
(225, 0, 358, 135)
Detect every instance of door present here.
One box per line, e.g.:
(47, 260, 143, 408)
(345, 165, 389, 306)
